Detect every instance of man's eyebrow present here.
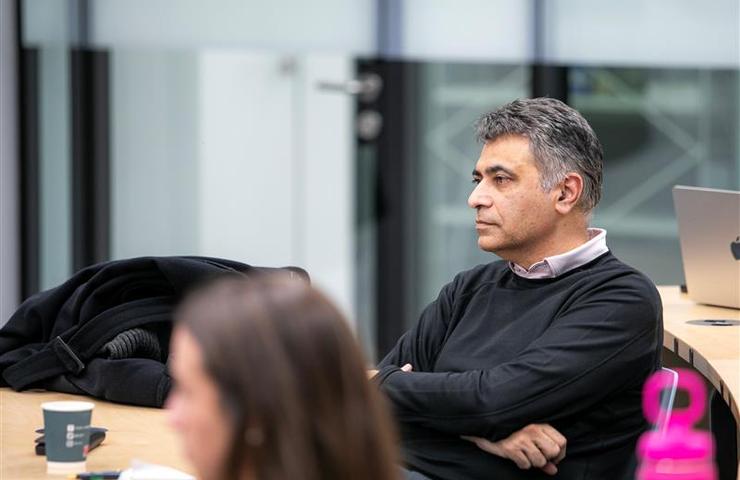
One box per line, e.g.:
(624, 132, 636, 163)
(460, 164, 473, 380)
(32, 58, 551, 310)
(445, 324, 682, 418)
(472, 164, 516, 177)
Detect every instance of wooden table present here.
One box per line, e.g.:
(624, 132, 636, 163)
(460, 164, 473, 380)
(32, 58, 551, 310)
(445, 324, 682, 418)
(659, 286, 740, 423)
(659, 286, 740, 479)
(0, 389, 193, 480)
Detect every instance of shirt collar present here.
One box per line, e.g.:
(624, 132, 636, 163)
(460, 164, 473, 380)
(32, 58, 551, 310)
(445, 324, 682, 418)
(509, 228, 609, 279)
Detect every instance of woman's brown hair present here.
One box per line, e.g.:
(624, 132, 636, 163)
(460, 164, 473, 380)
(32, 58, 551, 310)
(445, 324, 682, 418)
(175, 273, 399, 480)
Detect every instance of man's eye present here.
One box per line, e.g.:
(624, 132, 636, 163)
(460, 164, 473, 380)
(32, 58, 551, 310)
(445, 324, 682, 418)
(471, 178, 481, 185)
(494, 176, 510, 184)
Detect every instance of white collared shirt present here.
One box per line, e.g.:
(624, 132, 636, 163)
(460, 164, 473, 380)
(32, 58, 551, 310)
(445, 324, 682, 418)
(509, 228, 609, 279)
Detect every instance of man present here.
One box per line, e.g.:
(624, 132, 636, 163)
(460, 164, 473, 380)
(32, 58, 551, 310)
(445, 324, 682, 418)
(373, 98, 663, 479)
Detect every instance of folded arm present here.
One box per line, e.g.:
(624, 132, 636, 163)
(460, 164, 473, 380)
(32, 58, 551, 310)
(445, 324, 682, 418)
(376, 281, 661, 438)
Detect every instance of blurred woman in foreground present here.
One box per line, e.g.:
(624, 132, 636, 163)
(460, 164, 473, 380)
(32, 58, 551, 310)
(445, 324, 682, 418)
(166, 274, 400, 480)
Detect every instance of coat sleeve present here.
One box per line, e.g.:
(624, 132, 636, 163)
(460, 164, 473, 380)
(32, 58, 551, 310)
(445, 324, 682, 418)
(377, 278, 662, 438)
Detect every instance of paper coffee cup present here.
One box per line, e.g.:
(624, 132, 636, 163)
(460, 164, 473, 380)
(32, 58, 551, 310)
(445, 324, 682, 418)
(41, 401, 95, 475)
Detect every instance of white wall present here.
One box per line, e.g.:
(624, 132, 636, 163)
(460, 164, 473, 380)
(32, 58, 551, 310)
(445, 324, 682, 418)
(1, 0, 20, 325)
(398, 0, 739, 67)
(400, 0, 534, 63)
(88, 0, 376, 55)
(197, 51, 356, 320)
(197, 51, 296, 266)
(543, 0, 740, 68)
(110, 52, 200, 258)
(299, 55, 355, 320)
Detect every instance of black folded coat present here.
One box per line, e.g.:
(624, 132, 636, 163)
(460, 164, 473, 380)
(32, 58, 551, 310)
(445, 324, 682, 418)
(0, 256, 307, 407)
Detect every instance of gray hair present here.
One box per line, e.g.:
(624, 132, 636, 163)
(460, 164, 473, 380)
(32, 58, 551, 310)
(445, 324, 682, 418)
(475, 97, 603, 212)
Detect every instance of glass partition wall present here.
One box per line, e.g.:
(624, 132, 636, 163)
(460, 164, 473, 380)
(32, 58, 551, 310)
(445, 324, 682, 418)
(19, 0, 369, 328)
(17, 0, 740, 358)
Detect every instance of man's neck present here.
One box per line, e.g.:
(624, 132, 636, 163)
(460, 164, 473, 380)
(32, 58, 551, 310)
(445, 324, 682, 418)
(506, 227, 590, 270)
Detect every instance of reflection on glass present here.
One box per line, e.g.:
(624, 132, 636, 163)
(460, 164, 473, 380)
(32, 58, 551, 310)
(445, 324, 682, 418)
(409, 65, 738, 324)
(413, 64, 529, 323)
(575, 68, 740, 284)
(22, 0, 73, 290)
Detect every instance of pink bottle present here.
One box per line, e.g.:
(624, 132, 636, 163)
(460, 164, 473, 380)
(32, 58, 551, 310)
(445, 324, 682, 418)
(636, 368, 717, 480)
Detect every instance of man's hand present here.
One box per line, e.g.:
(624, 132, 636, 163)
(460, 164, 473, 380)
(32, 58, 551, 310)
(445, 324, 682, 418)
(462, 424, 566, 476)
(367, 363, 413, 379)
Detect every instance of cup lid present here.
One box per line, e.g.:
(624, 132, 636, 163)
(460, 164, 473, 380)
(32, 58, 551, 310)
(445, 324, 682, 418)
(41, 401, 95, 412)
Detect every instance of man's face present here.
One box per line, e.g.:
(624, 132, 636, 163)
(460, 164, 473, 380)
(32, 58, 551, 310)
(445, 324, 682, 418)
(468, 135, 560, 259)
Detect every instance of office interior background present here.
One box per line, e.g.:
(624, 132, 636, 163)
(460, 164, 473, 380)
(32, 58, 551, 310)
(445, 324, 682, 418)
(0, 0, 738, 359)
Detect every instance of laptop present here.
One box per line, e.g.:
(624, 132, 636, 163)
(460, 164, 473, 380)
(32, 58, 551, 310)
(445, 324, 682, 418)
(672, 186, 740, 309)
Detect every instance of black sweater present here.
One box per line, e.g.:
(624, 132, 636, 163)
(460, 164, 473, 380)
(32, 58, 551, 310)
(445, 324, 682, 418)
(377, 252, 662, 480)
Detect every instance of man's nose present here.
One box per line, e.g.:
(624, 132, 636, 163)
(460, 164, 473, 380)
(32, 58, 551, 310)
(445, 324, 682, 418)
(468, 185, 492, 209)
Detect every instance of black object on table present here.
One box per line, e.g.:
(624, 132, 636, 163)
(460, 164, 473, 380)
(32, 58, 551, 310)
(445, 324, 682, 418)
(34, 427, 107, 455)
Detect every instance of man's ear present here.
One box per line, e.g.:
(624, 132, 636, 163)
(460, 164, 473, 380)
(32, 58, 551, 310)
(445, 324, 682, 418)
(554, 173, 584, 214)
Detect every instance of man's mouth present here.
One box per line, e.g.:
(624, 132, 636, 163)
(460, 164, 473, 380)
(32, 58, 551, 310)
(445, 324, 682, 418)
(475, 220, 497, 229)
